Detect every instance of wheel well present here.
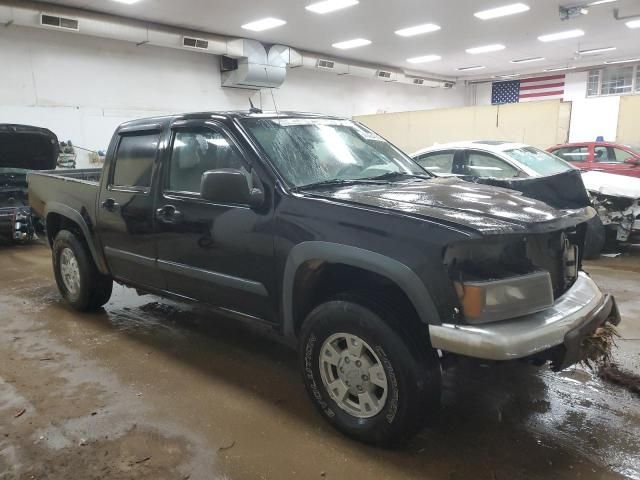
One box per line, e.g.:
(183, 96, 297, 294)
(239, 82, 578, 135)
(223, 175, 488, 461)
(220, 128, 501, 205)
(292, 262, 423, 336)
(46, 213, 86, 248)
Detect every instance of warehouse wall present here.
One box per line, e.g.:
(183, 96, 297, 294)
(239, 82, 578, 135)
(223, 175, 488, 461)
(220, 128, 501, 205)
(562, 71, 620, 143)
(470, 72, 623, 143)
(354, 100, 571, 153)
(0, 25, 467, 165)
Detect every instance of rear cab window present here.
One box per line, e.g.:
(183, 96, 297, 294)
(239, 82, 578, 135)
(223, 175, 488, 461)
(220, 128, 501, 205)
(111, 133, 159, 190)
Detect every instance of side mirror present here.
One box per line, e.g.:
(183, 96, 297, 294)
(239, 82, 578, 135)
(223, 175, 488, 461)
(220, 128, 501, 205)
(624, 157, 640, 166)
(200, 169, 264, 208)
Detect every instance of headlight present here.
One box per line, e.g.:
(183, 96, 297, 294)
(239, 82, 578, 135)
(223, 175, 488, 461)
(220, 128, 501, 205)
(453, 270, 554, 324)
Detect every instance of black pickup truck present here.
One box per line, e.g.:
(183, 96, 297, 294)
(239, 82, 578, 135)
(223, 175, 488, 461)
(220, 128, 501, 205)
(28, 111, 620, 445)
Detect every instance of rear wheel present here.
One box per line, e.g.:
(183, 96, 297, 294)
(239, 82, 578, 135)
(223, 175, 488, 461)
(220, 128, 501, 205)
(299, 293, 441, 446)
(52, 229, 113, 311)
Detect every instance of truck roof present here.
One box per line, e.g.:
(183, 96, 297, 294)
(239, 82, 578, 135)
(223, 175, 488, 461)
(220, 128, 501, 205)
(118, 111, 346, 130)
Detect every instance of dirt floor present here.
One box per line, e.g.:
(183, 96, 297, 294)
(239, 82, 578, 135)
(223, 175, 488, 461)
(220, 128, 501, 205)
(1, 241, 639, 480)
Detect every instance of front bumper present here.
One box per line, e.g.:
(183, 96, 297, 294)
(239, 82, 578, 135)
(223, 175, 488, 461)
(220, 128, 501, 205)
(429, 272, 620, 367)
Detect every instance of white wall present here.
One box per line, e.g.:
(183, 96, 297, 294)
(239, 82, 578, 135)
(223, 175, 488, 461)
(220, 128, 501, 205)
(0, 26, 467, 166)
(563, 71, 620, 143)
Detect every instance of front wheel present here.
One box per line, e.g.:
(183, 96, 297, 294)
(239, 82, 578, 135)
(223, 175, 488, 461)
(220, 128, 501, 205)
(52, 229, 113, 311)
(299, 293, 441, 446)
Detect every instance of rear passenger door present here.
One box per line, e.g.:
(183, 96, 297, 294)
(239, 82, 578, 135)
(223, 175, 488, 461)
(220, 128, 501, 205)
(97, 126, 164, 289)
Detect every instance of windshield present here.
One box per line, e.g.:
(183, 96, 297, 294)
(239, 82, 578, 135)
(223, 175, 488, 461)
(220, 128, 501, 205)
(240, 118, 427, 188)
(504, 146, 574, 176)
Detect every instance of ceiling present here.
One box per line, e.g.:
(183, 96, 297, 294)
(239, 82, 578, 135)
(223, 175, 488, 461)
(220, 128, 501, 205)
(33, 0, 640, 79)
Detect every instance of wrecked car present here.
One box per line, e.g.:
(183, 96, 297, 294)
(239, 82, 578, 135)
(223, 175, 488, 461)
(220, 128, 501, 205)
(28, 112, 620, 445)
(582, 170, 640, 245)
(412, 141, 627, 257)
(0, 124, 59, 243)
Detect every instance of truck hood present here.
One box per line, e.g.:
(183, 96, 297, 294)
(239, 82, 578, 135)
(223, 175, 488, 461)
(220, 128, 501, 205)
(0, 124, 59, 171)
(307, 177, 593, 235)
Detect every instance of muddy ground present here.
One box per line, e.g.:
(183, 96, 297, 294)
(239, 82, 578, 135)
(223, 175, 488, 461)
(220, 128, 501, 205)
(0, 242, 639, 480)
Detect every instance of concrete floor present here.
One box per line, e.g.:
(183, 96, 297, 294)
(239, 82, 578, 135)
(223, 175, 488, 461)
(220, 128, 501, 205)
(0, 242, 639, 480)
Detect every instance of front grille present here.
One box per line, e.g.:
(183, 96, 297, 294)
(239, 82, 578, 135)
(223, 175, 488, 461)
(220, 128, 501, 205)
(526, 231, 578, 299)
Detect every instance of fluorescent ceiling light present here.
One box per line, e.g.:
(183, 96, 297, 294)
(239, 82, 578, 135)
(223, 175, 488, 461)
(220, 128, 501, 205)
(457, 65, 486, 71)
(511, 56, 545, 63)
(544, 66, 576, 71)
(332, 38, 371, 49)
(111, 0, 142, 3)
(577, 46, 616, 55)
(306, 0, 358, 14)
(588, 0, 617, 5)
(395, 23, 441, 37)
(538, 29, 584, 42)
(241, 17, 286, 31)
(466, 44, 506, 54)
(605, 58, 640, 64)
(407, 54, 442, 64)
(626, 19, 640, 28)
(474, 3, 530, 19)
(493, 74, 519, 78)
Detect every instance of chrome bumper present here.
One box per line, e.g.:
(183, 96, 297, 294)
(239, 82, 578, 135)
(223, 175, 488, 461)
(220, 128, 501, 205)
(429, 272, 619, 361)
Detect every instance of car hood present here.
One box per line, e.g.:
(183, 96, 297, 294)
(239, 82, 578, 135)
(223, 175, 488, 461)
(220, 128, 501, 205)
(306, 177, 593, 235)
(0, 124, 59, 170)
(581, 170, 640, 199)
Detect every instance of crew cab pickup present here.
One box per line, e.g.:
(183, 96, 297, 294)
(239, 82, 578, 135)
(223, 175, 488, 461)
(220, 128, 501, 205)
(28, 112, 620, 445)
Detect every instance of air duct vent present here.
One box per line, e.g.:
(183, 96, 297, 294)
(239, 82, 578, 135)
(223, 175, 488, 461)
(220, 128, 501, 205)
(183, 36, 209, 50)
(317, 59, 335, 70)
(40, 14, 79, 31)
(413, 78, 425, 85)
(377, 70, 393, 79)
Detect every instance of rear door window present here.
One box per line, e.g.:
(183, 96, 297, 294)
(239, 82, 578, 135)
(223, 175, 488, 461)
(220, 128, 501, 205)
(111, 134, 159, 189)
(414, 150, 455, 174)
(553, 146, 589, 163)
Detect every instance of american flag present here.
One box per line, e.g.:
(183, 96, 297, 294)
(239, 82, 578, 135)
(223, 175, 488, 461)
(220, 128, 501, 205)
(491, 74, 566, 104)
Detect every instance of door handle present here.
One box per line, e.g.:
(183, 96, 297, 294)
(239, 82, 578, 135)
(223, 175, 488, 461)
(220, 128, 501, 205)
(101, 198, 120, 212)
(155, 205, 183, 223)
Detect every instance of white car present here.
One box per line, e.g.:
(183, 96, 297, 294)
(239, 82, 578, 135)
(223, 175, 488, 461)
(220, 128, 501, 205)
(412, 141, 640, 255)
(412, 141, 572, 179)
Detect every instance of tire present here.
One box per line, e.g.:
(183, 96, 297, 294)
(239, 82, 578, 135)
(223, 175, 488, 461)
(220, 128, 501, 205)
(299, 293, 441, 446)
(52, 229, 113, 311)
(583, 215, 606, 260)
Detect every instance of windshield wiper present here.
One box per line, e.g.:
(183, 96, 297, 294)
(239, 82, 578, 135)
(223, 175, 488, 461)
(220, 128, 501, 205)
(362, 171, 431, 181)
(296, 178, 387, 191)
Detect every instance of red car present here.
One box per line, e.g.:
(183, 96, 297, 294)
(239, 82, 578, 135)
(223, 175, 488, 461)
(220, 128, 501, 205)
(548, 142, 640, 177)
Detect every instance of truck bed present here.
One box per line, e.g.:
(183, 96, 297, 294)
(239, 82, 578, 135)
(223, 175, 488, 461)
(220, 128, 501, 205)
(27, 168, 102, 221)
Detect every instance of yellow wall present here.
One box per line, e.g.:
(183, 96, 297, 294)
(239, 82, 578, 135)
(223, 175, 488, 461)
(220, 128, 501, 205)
(617, 96, 640, 145)
(354, 100, 572, 153)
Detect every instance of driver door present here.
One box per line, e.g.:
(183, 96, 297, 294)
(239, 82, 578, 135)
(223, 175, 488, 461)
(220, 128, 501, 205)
(154, 120, 276, 322)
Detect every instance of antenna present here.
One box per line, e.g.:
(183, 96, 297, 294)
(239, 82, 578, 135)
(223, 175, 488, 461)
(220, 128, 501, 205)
(264, 67, 280, 116)
(249, 97, 262, 114)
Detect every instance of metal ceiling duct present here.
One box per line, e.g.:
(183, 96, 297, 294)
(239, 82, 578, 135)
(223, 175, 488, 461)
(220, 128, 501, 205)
(0, 0, 456, 90)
